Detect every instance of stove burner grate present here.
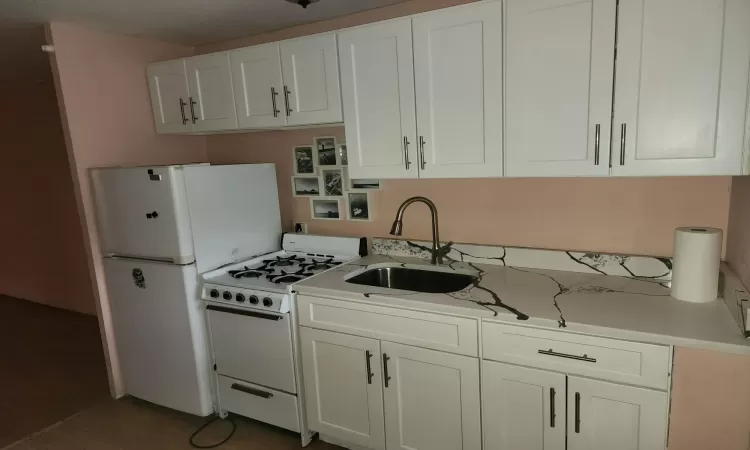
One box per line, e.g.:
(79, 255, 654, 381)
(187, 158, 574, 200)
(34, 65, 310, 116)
(264, 255, 306, 268)
(228, 267, 265, 279)
(267, 268, 314, 284)
(299, 258, 342, 272)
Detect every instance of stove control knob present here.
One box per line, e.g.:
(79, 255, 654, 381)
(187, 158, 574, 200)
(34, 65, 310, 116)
(262, 297, 273, 307)
(209, 289, 219, 298)
(249, 295, 259, 304)
(235, 293, 246, 303)
(222, 291, 232, 300)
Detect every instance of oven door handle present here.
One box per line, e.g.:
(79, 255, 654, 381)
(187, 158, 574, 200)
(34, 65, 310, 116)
(206, 304, 282, 321)
(231, 383, 273, 399)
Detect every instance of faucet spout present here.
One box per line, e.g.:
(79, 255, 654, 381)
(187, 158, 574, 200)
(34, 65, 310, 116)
(389, 196, 442, 265)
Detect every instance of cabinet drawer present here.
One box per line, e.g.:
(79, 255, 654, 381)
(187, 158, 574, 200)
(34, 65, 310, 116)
(297, 295, 479, 357)
(482, 323, 670, 389)
(217, 375, 300, 433)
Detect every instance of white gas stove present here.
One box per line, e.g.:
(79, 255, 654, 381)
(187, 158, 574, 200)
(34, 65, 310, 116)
(201, 233, 366, 313)
(201, 233, 366, 444)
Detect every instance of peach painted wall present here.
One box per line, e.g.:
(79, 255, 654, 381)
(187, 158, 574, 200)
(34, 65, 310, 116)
(47, 22, 207, 396)
(0, 74, 93, 314)
(207, 127, 731, 257)
(669, 347, 750, 450)
(727, 177, 750, 288)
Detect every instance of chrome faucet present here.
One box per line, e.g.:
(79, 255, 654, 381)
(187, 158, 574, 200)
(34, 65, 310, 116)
(389, 196, 443, 265)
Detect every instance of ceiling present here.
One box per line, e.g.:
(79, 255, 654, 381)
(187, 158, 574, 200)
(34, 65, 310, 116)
(0, 0, 411, 46)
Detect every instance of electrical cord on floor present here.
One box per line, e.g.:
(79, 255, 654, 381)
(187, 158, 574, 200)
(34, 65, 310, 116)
(189, 414, 237, 448)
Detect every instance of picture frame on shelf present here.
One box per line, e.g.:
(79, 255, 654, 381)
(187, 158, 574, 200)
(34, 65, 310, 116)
(314, 136, 337, 167)
(292, 176, 321, 197)
(347, 192, 372, 221)
(310, 197, 341, 220)
(293, 146, 316, 175)
(348, 178, 381, 191)
(321, 168, 344, 196)
(338, 143, 348, 166)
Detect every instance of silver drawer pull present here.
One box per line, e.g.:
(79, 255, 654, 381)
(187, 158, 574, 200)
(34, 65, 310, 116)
(538, 348, 596, 363)
(230, 383, 273, 399)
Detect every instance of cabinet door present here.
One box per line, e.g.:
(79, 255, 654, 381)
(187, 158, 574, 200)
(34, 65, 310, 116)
(567, 377, 668, 450)
(229, 43, 286, 129)
(300, 327, 385, 450)
(339, 19, 419, 179)
(381, 341, 481, 450)
(185, 52, 238, 132)
(612, 0, 750, 176)
(280, 33, 343, 126)
(504, 0, 615, 177)
(412, 1, 504, 178)
(146, 60, 191, 134)
(482, 361, 566, 450)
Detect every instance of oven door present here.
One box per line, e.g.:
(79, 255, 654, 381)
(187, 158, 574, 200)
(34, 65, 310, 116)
(206, 304, 297, 394)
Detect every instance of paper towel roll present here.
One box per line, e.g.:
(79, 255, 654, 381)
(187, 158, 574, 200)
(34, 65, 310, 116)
(671, 227, 722, 303)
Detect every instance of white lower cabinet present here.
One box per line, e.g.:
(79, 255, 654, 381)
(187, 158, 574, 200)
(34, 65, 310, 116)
(567, 377, 668, 450)
(300, 303, 670, 450)
(483, 361, 566, 450)
(382, 341, 481, 450)
(301, 327, 385, 450)
(300, 326, 480, 450)
(483, 361, 668, 450)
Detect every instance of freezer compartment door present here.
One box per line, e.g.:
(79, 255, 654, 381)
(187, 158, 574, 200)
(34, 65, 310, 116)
(92, 166, 196, 263)
(104, 258, 212, 416)
(207, 305, 296, 393)
(184, 163, 282, 273)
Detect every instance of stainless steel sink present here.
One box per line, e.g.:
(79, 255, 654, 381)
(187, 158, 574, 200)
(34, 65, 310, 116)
(345, 265, 476, 294)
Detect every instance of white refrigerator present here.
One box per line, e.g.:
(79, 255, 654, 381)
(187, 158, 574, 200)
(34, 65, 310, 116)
(91, 163, 282, 416)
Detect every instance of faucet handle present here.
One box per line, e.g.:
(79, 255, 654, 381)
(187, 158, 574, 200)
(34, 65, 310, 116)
(435, 242, 454, 260)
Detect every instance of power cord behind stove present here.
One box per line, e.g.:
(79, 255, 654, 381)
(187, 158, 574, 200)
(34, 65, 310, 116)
(189, 414, 237, 448)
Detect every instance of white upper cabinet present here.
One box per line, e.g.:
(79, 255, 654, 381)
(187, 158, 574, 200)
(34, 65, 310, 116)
(612, 0, 750, 176)
(483, 361, 566, 450)
(184, 52, 238, 132)
(382, 341, 481, 450)
(280, 33, 343, 126)
(567, 376, 668, 450)
(504, 0, 616, 177)
(412, 1, 504, 178)
(229, 43, 286, 128)
(339, 19, 419, 179)
(147, 60, 191, 134)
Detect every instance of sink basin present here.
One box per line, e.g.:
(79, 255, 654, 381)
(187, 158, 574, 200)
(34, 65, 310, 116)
(345, 265, 476, 294)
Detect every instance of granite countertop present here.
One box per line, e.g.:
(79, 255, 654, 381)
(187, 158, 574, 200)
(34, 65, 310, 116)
(293, 253, 750, 355)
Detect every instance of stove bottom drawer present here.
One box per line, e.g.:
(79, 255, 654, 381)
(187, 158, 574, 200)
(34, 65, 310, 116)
(218, 375, 300, 433)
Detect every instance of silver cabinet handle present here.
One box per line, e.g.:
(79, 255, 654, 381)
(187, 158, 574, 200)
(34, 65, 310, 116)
(403, 136, 411, 170)
(231, 383, 273, 399)
(179, 98, 188, 125)
(550, 387, 556, 428)
(271, 87, 280, 118)
(418, 136, 426, 170)
(189, 96, 198, 123)
(594, 124, 601, 165)
(283, 86, 293, 116)
(365, 350, 374, 385)
(619, 123, 627, 165)
(537, 348, 596, 363)
(383, 353, 391, 388)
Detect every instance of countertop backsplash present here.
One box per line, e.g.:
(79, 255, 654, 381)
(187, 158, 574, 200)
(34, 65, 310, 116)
(372, 238, 674, 283)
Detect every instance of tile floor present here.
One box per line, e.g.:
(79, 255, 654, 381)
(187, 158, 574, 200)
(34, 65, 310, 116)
(0, 295, 342, 449)
(8, 397, 343, 449)
(0, 295, 110, 448)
